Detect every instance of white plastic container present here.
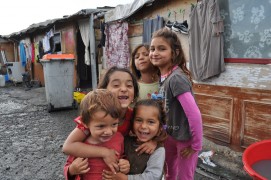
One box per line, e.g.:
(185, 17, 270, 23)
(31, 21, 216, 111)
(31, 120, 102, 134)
(0, 75, 5, 87)
(6, 62, 25, 82)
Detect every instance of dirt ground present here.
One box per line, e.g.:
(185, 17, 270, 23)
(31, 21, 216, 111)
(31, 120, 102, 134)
(0, 83, 251, 180)
(0, 84, 78, 179)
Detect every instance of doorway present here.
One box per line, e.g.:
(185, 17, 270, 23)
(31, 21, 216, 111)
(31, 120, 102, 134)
(76, 31, 92, 89)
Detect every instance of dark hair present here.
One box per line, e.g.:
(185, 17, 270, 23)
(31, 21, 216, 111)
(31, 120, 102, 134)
(130, 44, 159, 80)
(80, 89, 122, 125)
(131, 99, 167, 143)
(152, 28, 193, 83)
(98, 66, 139, 100)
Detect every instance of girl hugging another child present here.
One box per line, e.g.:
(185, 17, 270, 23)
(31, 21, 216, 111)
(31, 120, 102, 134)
(64, 89, 129, 179)
(62, 67, 161, 179)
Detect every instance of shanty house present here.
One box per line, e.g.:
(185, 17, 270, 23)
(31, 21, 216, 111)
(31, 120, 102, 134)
(103, 0, 271, 151)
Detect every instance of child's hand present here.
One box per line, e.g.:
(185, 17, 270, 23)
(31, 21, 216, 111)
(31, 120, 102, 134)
(68, 157, 89, 176)
(103, 148, 120, 174)
(112, 172, 128, 180)
(102, 170, 128, 180)
(102, 170, 114, 180)
(135, 140, 157, 155)
(118, 158, 130, 174)
(180, 146, 196, 158)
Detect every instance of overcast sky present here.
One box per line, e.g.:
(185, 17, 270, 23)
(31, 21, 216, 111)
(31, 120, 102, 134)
(0, 0, 134, 36)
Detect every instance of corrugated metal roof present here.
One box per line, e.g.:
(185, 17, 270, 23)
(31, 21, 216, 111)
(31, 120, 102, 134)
(105, 0, 154, 23)
(6, 8, 112, 38)
(0, 35, 10, 41)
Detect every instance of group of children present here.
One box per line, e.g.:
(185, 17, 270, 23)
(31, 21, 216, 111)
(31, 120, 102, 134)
(62, 28, 203, 180)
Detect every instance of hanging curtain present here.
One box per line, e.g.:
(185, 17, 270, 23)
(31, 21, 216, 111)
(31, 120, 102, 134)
(188, 0, 225, 81)
(78, 19, 90, 65)
(105, 21, 130, 68)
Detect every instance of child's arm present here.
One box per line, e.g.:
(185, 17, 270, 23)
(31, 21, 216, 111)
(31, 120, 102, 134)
(135, 140, 157, 155)
(177, 92, 203, 154)
(64, 155, 76, 180)
(62, 127, 119, 173)
(64, 156, 89, 180)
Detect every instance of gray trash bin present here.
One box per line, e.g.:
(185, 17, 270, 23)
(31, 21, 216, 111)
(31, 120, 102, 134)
(41, 54, 77, 112)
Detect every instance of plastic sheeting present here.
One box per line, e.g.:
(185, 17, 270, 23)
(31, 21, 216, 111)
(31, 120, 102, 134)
(105, 0, 154, 23)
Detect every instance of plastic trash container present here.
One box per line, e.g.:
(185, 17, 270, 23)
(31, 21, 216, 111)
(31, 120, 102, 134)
(41, 54, 77, 112)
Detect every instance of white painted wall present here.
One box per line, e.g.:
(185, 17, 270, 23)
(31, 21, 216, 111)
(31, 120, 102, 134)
(194, 63, 271, 90)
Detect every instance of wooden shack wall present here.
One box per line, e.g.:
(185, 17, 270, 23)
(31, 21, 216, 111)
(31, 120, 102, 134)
(128, 0, 194, 59)
(194, 84, 271, 151)
(0, 41, 17, 62)
(32, 23, 77, 87)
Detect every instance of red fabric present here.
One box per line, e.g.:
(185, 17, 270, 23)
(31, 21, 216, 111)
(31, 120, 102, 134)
(117, 108, 133, 136)
(74, 108, 133, 137)
(74, 116, 90, 136)
(64, 156, 81, 180)
(64, 132, 124, 180)
(31, 43, 35, 63)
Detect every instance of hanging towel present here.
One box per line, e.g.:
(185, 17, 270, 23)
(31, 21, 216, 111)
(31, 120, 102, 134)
(19, 42, 27, 67)
(43, 36, 51, 53)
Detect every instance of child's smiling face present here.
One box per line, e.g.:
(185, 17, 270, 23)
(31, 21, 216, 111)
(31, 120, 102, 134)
(86, 110, 119, 144)
(106, 71, 135, 109)
(133, 105, 160, 143)
(134, 46, 152, 73)
(149, 37, 173, 72)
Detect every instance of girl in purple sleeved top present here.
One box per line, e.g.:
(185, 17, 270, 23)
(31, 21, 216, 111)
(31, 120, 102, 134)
(149, 28, 203, 180)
